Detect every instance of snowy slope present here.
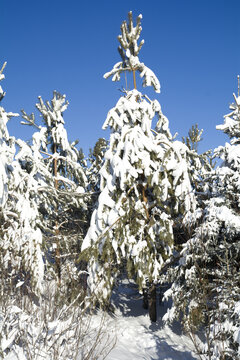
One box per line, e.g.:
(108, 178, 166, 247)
(102, 279, 198, 360)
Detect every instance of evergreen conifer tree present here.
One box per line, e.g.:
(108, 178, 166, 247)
(82, 12, 196, 321)
(175, 124, 213, 244)
(21, 92, 87, 289)
(163, 90, 240, 359)
(0, 62, 45, 294)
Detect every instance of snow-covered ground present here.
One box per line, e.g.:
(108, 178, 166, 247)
(100, 279, 198, 360)
(1, 279, 199, 359)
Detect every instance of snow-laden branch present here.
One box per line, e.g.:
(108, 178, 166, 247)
(104, 59, 160, 93)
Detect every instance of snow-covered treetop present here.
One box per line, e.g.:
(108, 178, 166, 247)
(36, 90, 69, 128)
(104, 11, 160, 93)
(21, 91, 87, 190)
(216, 92, 240, 143)
(21, 91, 73, 154)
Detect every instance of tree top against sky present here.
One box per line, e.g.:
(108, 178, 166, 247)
(104, 11, 160, 93)
(2, 0, 240, 155)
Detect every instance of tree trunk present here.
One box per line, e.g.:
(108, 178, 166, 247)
(148, 283, 157, 322)
(143, 287, 148, 309)
(159, 286, 163, 306)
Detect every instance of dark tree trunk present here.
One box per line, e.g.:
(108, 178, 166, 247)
(159, 286, 163, 306)
(148, 283, 157, 322)
(143, 287, 148, 309)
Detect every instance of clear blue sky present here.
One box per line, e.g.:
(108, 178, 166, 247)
(2, 0, 240, 155)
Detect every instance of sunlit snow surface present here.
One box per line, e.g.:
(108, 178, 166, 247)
(1, 279, 198, 359)
(103, 279, 198, 360)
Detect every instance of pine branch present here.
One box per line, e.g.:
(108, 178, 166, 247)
(21, 110, 41, 129)
(37, 185, 99, 198)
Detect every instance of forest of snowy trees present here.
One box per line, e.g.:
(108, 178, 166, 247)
(1, 11, 240, 360)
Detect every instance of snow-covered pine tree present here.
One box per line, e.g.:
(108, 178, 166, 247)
(182, 123, 214, 175)
(0, 68, 114, 359)
(175, 124, 213, 244)
(163, 88, 240, 359)
(82, 12, 196, 321)
(21, 92, 87, 296)
(0, 62, 45, 295)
